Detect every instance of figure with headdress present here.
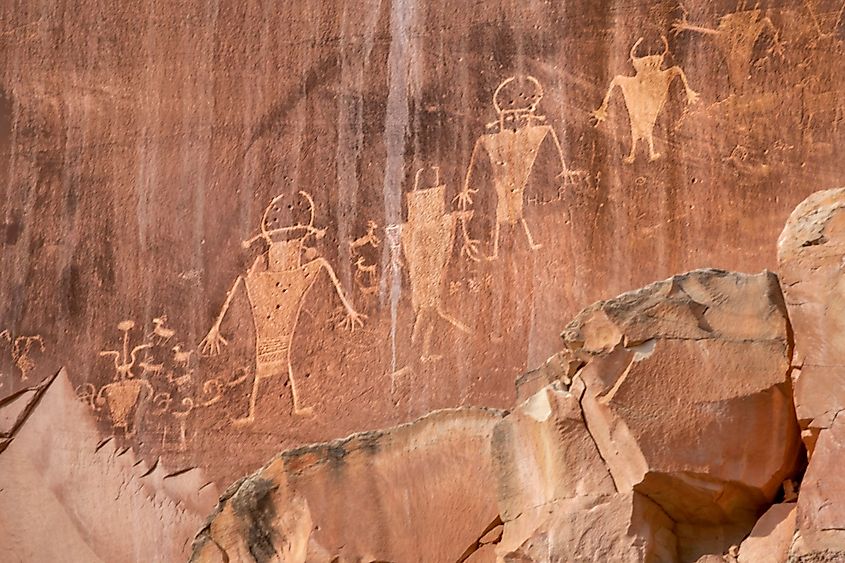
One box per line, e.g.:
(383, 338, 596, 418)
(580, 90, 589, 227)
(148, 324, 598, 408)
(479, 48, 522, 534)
(199, 191, 364, 421)
(593, 36, 699, 164)
(455, 76, 578, 260)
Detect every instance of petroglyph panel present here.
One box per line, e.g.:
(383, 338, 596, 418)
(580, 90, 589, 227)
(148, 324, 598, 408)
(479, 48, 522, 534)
(0, 0, 844, 522)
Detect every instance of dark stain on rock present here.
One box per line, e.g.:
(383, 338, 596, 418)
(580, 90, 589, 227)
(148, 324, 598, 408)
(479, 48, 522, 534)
(61, 263, 84, 319)
(230, 477, 279, 563)
(0, 87, 11, 195)
(2, 210, 21, 245)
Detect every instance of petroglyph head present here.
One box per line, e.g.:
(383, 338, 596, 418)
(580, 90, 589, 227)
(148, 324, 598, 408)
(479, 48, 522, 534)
(243, 191, 325, 249)
(492, 75, 545, 130)
(630, 36, 669, 74)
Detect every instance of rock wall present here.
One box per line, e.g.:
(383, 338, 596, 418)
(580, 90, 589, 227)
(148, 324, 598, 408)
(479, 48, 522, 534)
(2, 0, 845, 560)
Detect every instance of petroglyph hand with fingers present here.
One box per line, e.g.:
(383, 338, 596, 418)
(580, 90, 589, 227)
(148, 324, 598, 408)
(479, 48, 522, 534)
(592, 104, 609, 126)
(338, 308, 367, 332)
(199, 323, 229, 356)
(453, 187, 478, 210)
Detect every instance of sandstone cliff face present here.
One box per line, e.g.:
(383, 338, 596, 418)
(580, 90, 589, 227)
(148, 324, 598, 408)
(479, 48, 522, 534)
(2, 0, 845, 501)
(3, 0, 845, 559)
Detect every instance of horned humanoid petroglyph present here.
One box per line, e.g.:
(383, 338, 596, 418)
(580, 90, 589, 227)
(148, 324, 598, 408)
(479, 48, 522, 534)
(456, 76, 578, 260)
(389, 168, 471, 363)
(672, 2, 783, 93)
(593, 37, 700, 164)
(199, 191, 365, 421)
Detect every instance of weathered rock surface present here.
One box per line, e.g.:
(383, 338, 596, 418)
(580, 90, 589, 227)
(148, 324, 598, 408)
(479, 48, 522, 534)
(191, 408, 503, 562)
(778, 188, 845, 450)
(198, 268, 808, 563)
(0, 369, 218, 562)
(549, 269, 802, 561)
(736, 503, 796, 563)
(778, 189, 845, 561)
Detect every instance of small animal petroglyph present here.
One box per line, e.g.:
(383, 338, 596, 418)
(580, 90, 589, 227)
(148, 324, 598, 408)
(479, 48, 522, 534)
(148, 315, 176, 344)
(171, 344, 193, 369)
(349, 220, 381, 296)
(199, 191, 364, 422)
(593, 36, 699, 164)
(457, 76, 580, 260)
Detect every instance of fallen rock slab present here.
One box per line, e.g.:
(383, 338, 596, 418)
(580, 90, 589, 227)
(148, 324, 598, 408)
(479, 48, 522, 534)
(560, 269, 802, 560)
(191, 407, 504, 562)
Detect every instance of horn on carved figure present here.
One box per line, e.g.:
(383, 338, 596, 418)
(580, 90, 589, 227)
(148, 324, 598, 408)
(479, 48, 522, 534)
(630, 37, 644, 60)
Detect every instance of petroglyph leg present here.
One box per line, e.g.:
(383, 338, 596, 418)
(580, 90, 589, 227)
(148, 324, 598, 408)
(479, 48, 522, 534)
(437, 307, 471, 334)
(487, 222, 501, 261)
(520, 218, 542, 250)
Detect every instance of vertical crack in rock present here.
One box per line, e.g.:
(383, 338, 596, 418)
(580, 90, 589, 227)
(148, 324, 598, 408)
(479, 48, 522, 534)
(573, 375, 620, 493)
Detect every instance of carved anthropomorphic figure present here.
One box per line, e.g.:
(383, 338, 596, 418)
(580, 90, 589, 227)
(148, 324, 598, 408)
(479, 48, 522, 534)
(672, 2, 783, 94)
(593, 37, 699, 164)
(456, 76, 578, 260)
(393, 168, 471, 363)
(96, 320, 154, 437)
(199, 191, 364, 421)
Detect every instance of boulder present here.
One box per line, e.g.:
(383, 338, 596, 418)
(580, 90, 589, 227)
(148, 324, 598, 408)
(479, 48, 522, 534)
(191, 408, 504, 562)
(496, 491, 677, 562)
(736, 502, 795, 563)
(560, 269, 802, 560)
(789, 414, 845, 560)
(777, 187, 845, 449)
(778, 189, 845, 561)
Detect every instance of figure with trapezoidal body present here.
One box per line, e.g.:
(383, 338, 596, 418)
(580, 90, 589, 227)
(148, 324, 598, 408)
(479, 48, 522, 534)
(455, 75, 582, 261)
(199, 191, 365, 422)
(593, 36, 699, 164)
(394, 167, 473, 363)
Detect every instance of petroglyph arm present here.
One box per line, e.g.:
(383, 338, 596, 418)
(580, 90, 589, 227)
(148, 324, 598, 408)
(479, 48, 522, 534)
(315, 258, 367, 331)
(199, 274, 247, 356)
(457, 210, 482, 262)
(454, 138, 484, 209)
(671, 5, 719, 36)
(593, 77, 620, 125)
(98, 350, 121, 370)
(548, 128, 585, 181)
(668, 66, 700, 105)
